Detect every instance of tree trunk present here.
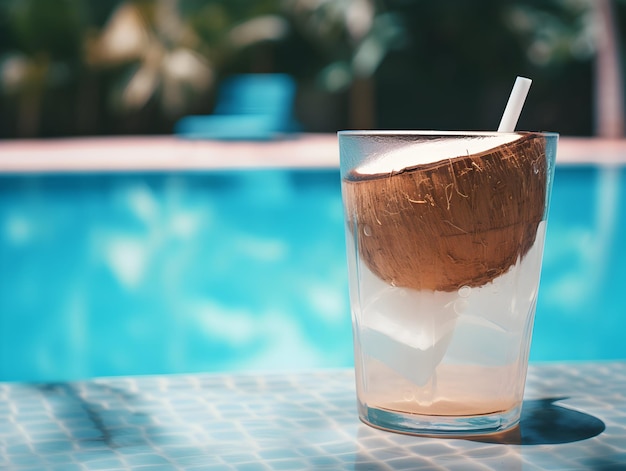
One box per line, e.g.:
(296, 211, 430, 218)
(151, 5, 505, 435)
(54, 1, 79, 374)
(17, 90, 41, 138)
(594, 0, 624, 138)
(349, 77, 375, 130)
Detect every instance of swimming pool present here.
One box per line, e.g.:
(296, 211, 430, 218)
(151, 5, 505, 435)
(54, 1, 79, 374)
(1, 163, 624, 382)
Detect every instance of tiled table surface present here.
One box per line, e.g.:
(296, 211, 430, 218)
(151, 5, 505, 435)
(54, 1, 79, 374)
(1, 362, 625, 470)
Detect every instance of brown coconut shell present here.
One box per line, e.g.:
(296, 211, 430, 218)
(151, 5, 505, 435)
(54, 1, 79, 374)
(342, 132, 547, 292)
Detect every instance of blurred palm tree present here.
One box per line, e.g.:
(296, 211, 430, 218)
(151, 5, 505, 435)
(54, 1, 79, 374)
(85, 0, 213, 115)
(85, 0, 289, 119)
(0, 0, 83, 137)
(283, 0, 406, 129)
(506, 0, 624, 137)
(0, 0, 622, 137)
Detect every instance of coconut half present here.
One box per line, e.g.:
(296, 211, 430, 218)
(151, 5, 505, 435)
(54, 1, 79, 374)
(342, 132, 548, 292)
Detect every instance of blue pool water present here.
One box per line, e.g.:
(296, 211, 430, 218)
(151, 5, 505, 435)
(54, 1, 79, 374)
(1, 165, 625, 382)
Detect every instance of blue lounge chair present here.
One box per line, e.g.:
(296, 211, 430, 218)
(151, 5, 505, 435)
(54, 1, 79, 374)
(175, 74, 299, 140)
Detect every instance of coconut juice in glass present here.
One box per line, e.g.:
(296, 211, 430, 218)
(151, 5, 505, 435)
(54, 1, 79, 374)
(339, 131, 558, 435)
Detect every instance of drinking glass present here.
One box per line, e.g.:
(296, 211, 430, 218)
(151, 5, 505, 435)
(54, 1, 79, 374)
(339, 131, 558, 435)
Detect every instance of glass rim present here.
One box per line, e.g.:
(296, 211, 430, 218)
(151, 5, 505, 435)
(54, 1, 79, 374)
(337, 130, 559, 138)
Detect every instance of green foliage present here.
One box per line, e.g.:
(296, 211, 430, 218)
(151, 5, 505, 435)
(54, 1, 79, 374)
(0, 0, 607, 137)
(4, 0, 83, 59)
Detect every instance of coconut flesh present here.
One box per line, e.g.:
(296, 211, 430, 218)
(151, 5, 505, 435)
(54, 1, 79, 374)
(342, 132, 548, 293)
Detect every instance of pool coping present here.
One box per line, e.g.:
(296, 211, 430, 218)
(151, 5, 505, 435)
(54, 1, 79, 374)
(0, 134, 624, 174)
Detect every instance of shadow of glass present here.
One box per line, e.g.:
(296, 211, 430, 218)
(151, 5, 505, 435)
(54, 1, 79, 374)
(468, 397, 605, 445)
(351, 398, 605, 470)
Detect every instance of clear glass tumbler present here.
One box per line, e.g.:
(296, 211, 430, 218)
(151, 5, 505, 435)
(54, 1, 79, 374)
(339, 131, 558, 435)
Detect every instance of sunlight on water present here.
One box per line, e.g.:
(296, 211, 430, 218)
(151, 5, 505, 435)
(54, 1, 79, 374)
(0, 166, 624, 381)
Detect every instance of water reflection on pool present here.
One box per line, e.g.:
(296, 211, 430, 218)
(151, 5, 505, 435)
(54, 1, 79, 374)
(0, 165, 624, 382)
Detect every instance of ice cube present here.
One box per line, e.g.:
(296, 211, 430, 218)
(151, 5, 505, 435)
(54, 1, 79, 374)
(444, 223, 547, 366)
(358, 262, 458, 386)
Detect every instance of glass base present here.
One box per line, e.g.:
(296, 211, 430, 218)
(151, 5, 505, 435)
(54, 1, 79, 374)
(359, 403, 522, 437)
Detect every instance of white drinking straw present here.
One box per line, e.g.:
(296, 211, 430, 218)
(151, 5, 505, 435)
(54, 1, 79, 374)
(497, 76, 532, 132)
